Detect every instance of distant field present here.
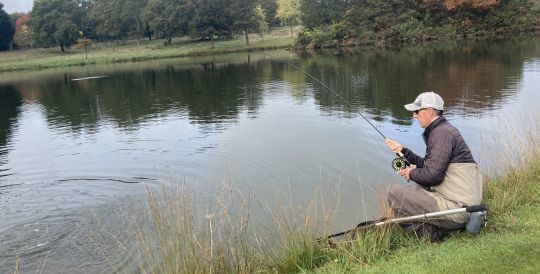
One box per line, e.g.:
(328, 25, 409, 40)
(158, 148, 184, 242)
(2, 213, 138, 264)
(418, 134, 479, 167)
(0, 26, 299, 72)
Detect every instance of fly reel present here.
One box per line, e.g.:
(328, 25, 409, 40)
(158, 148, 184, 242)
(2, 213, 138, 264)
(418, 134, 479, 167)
(392, 157, 407, 171)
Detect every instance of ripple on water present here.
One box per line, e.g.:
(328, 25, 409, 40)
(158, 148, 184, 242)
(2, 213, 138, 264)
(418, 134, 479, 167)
(0, 197, 145, 273)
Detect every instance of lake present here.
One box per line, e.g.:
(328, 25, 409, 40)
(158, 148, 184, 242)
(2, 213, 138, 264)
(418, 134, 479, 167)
(1, 36, 539, 272)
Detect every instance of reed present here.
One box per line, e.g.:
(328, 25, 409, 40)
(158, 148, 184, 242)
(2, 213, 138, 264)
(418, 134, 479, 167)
(132, 182, 268, 273)
(482, 117, 540, 226)
(130, 118, 540, 273)
(130, 178, 412, 273)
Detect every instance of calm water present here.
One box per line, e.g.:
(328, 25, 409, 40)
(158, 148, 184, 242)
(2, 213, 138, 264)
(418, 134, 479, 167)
(1, 36, 540, 272)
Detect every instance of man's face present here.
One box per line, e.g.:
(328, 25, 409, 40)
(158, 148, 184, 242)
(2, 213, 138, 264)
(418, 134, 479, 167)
(413, 108, 433, 128)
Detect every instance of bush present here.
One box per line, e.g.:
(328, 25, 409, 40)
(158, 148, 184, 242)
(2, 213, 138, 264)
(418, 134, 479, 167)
(387, 18, 430, 43)
(430, 24, 459, 41)
(297, 26, 337, 49)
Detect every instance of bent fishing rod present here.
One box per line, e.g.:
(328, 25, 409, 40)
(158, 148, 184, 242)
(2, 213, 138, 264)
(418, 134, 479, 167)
(258, 51, 410, 171)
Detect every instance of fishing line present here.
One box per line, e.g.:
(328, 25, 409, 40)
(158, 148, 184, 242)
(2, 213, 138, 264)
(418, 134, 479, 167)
(257, 51, 411, 171)
(258, 51, 386, 139)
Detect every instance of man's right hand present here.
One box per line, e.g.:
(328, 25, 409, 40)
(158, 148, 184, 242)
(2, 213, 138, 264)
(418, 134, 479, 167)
(385, 139, 403, 154)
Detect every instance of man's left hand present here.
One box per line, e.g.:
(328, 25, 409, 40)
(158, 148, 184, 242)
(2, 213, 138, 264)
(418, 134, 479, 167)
(397, 165, 416, 180)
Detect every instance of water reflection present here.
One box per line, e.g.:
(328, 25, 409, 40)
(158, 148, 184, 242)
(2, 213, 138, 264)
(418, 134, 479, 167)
(0, 85, 21, 176)
(13, 60, 271, 135)
(299, 38, 538, 121)
(5, 38, 537, 134)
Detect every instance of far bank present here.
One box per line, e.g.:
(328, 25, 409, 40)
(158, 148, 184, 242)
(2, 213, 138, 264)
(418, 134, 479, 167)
(0, 27, 299, 73)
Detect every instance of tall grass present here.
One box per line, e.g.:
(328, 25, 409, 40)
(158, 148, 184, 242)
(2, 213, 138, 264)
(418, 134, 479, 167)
(482, 117, 540, 226)
(132, 182, 267, 273)
(131, 119, 540, 273)
(130, 180, 408, 273)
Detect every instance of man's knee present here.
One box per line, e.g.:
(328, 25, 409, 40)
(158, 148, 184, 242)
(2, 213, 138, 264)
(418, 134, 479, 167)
(387, 184, 407, 206)
(386, 184, 410, 216)
(386, 184, 439, 216)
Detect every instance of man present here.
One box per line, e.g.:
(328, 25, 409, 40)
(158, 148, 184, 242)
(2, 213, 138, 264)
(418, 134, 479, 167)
(384, 91, 482, 242)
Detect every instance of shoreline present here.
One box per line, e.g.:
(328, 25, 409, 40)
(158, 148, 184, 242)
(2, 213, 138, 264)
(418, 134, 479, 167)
(3, 26, 539, 74)
(0, 27, 298, 73)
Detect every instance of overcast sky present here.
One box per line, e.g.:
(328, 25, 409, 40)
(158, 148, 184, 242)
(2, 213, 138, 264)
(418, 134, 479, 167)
(2, 0, 33, 13)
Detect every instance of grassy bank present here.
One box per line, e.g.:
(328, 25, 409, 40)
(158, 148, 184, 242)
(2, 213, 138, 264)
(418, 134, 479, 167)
(130, 123, 540, 273)
(314, 142, 540, 273)
(0, 27, 298, 73)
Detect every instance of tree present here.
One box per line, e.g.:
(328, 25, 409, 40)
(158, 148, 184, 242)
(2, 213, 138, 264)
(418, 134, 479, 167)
(231, 0, 258, 46)
(253, 4, 270, 40)
(191, 0, 233, 49)
(76, 32, 92, 59)
(91, 0, 148, 44)
(258, 0, 279, 27)
(301, 0, 351, 29)
(124, 0, 149, 45)
(276, 0, 301, 37)
(91, 0, 129, 42)
(30, 0, 85, 52)
(143, 0, 192, 46)
(14, 14, 32, 48)
(0, 3, 15, 51)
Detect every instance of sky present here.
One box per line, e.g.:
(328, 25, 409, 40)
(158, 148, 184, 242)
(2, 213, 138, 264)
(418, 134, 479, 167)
(2, 0, 33, 13)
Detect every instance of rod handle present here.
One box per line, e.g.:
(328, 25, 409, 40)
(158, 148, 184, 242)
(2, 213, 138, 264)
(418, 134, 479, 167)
(466, 204, 488, 213)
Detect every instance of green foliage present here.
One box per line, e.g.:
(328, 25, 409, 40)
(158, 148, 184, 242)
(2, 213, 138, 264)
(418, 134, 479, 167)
(298, 0, 540, 47)
(230, 0, 258, 45)
(253, 4, 270, 39)
(300, 0, 350, 29)
(259, 0, 279, 26)
(0, 4, 15, 51)
(430, 24, 459, 41)
(30, 0, 85, 52)
(388, 18, 430, 43)
(143, 0, 192, 45)
(276, 0, 302, 35)
(191, 0, 234, 46)
(297, 26, 336, 48)
(480, 0, 537, 33)
(91, 0, 148, 41)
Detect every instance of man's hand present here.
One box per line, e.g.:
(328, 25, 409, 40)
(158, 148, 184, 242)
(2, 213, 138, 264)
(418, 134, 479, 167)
(385, 139, 403, 154)
(397, 165, 416, 180)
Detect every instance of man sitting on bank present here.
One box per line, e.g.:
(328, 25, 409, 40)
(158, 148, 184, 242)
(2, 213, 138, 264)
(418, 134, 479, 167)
(384, 91, 483, 242)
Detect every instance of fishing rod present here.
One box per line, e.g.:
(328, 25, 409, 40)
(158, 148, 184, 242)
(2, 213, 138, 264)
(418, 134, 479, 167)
(258, 51, 411, 171)
(321, 204, 488, 245)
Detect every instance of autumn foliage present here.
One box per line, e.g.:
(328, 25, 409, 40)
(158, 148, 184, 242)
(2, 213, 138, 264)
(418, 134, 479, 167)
(14, 14, 32, 48)
(423, 0, 499, 11)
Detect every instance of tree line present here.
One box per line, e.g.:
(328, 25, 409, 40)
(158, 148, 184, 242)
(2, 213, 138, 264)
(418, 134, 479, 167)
(1, 0, 539, 52)
(297, 0, 540, 47)
(0, 0, 287, 52)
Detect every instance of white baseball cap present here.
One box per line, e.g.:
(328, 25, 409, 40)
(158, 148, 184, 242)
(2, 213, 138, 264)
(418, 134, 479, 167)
(404, 91, 444, 111)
